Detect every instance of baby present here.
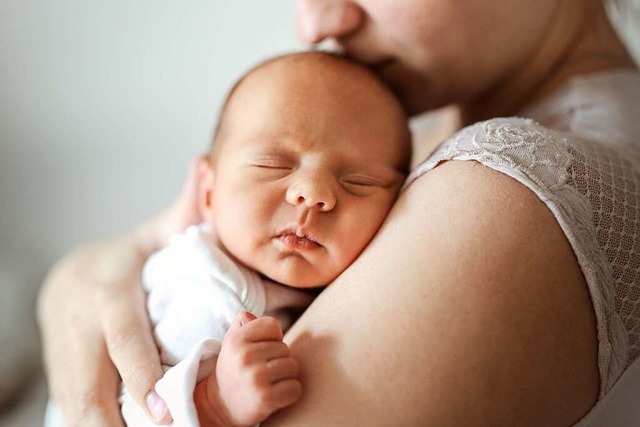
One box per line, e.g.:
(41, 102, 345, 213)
(124, 51, 411, 427)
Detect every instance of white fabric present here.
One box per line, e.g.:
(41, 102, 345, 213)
(120, 223, 268, 426)
(575, 355, 640, 426)
(405, 69, 640, 425)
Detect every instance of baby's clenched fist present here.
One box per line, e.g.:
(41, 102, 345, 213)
(197, 312, 302, 427)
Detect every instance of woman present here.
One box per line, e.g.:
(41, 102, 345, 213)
(39, 0, 639, 425)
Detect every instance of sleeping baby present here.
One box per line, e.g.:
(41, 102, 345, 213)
(128, 51, 411, 427)
(46, 50, 412, 427)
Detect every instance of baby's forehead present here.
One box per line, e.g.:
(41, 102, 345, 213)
(233, 52, 394, 104)
(213, 52, 411, 172)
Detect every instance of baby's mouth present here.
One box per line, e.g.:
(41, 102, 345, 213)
(274, 228, 323, 251)
(277, 234, 321, 250)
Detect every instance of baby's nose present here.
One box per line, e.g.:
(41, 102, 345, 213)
(286, 179, 336, 212)
(295, 0, 365, 44)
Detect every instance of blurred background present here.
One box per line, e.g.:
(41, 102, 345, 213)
(0, 0, 638, 425)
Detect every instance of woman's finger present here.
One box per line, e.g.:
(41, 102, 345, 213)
(63, 340, 124, 426)
(99, 274, 172, 424)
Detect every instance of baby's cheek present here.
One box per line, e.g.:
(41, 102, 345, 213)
(215, 212, 256, 260)
(337, 204, 390, 257)
(331, 236, 362, 272)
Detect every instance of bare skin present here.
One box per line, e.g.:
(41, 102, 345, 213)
(37, 0, 637, 425)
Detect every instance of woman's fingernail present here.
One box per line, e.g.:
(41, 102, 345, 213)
(146, 391, 167, 421)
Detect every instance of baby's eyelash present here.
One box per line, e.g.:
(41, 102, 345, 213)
(342, 176, 383, 187)
(252, 161, 293, 170)
(344, 180, 375, 187)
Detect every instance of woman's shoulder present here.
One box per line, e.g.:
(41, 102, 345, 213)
(406, 114, 637, 399)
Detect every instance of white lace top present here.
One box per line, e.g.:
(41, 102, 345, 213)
(406, 69, 640, 400)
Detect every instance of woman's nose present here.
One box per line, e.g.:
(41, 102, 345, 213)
(286, 177, 337, 212)
(295, 0, 365, 44)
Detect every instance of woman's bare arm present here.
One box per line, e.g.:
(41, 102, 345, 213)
(266, 160, 599, 426)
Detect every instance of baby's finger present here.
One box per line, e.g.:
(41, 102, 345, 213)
(246, 340, 291, 364)
(269, 379, 303, 410)
(266, 357, 300, 384)
(100, 283, 172, 424)
(226, 311, 258, 338)
(240, 316, 284, 343)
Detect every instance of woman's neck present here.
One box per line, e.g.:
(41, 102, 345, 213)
(456, 0, 637, 127)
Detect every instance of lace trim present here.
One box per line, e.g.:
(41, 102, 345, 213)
(405, 117, 629, 397)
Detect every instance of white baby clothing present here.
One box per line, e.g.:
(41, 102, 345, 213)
(405, 69, 640, 425)
(118, 223, 258, 426)
(119, 223, 314, 426)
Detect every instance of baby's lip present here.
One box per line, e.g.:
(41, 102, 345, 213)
(275, 227, 324, 249)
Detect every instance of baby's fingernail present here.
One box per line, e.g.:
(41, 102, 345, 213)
(146, 391, 168, 421)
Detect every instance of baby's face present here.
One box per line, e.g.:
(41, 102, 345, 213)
(202, 55, 409, 287)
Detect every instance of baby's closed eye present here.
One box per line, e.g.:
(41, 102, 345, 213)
(342, 175, 383, 186)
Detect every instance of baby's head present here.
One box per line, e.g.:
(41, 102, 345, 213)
(199, 51, 411, 287)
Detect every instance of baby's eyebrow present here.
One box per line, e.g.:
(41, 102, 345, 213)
(242, 133, 296, 150)
(240, 145, 300, 164)
(359, 156, 409, 178)
(246, 146, 294, 158)
(343, 161, 406, 182)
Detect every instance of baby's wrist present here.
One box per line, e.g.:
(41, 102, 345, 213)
(194, 377, 239, 427)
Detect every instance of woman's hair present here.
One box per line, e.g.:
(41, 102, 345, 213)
(607, 0, 640, 62)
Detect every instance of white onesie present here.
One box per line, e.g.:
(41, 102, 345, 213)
(119, 223, 314, 426)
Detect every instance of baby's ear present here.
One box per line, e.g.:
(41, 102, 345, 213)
(197, 156, 215, 219)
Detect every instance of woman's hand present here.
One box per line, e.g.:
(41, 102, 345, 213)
(38, 155, 208, 425)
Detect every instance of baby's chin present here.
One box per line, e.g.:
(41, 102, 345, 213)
(259, 265, 342, 289)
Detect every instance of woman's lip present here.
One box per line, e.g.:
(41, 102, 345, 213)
(275, 234, 321, 251)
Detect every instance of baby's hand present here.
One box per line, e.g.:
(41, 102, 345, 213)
(196, 312, 302, 426)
